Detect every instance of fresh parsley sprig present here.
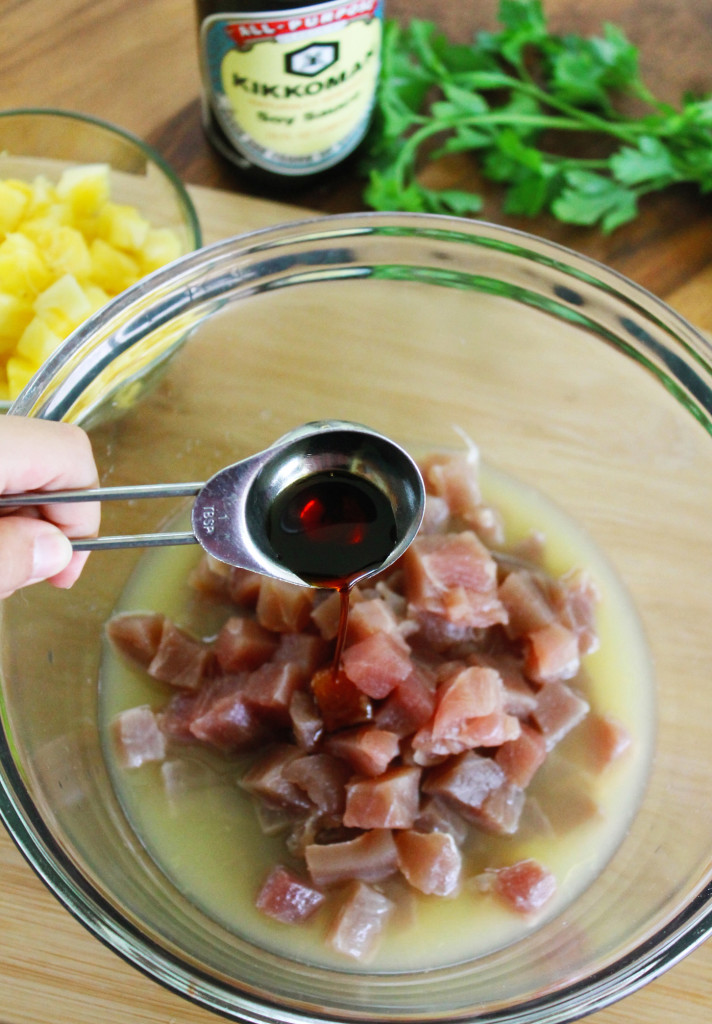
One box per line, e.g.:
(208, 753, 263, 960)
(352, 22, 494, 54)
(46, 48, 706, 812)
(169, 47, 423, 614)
(362, 0, 712, 232)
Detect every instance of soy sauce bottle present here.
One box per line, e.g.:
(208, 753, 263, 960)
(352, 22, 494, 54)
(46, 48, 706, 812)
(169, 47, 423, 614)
(194, 0, 384, 185)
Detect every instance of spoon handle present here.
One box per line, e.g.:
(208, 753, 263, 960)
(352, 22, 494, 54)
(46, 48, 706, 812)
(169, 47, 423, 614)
(0, 482, 204, 554)
(0, 482, 204, 506)
(71, 531, 198, 552)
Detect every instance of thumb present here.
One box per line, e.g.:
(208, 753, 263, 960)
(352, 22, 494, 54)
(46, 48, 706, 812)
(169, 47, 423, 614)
(0, 517, 73, 599)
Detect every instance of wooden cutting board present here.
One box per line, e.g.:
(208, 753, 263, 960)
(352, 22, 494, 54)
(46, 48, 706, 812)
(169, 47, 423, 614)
(1, 184, 711, 1024)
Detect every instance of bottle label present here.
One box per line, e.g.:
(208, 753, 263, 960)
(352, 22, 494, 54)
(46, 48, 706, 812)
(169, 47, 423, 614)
(200, 1, 383, 175)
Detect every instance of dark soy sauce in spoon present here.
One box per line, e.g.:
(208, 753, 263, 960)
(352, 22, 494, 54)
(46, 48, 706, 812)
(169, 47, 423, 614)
(266, 469, 398, 669)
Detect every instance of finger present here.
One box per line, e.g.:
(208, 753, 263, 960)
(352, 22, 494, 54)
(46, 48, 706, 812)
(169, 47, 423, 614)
(0, 517, 74, 599)
(0, 418, 98, 491)
(47, 550, 91, 590)
(1, 418, 101, 540)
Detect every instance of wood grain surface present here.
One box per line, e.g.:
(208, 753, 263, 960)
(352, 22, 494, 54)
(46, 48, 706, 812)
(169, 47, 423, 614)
(3, 1, 712, 1022)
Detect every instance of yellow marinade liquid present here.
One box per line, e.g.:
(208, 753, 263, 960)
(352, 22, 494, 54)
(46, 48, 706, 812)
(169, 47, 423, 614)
(99, 462, 654, 972)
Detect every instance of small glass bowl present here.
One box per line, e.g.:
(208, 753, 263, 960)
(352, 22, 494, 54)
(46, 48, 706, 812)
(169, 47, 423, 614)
(3, 213, 712, 1023)
(0, 108, 202, 414)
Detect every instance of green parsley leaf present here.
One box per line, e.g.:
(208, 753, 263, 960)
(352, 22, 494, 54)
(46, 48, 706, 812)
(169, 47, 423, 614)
(552, 171, 638, 231)
(361, 0, 712, 232)
(610, 136, 676, 185)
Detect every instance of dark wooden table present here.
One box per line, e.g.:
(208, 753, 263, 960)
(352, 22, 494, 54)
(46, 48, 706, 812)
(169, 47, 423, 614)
(2, 2, 712, 1022)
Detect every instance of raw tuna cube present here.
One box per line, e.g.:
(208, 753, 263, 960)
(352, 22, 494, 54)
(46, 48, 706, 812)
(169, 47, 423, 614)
(420, 493, 450, 533)
(113, 705, 166, 768)
(326, 880, 394, 961)
(373, 577, 409, 618)
(536, 767, 601, 834)
(256, 801, 306, 838)
(244, 661, 305, 725)
(531, 681, 590, 750)
(343, 766, 421, 829)
(495, 723, 547, 787)
(408, 613, 479, 651)
(286, 811, 349, 859)
(148, 619, 213, 690)
(256, 577, 314, 633)
(255, 864, 325, 924)
(585, 713, 632, 771)
(524, 621, 580, 684)
(469, 781, 525, 835)
(469, 503, 505, 547)
(492, 859, 557, 914)
(498, 569, 554, 639)
(157, 689, 202, 743)
(160, 757, 217, 805)
(215, 617, 278, 672)
(403, 531, 507, 629)
(227, 567, 263, 607)
(106, 612, 165, 669)
(289, 689, 324, 751)
(374, 667, 436, 737)
(423, 751, 505, 820)
(469, 652, 537, 717)
(273, 632, 329, 675)
(421, 452, 481, 521)
(346, 598, 409, 650)
(552, 568, 600, 656)
(412, 711, 520, 764)
(325, 725, 400, 777)
(189, 676, 268, 752)
(305, 829, 399, 887)
(432, 665, 505, 738)
(341, 631, 413, 699)
(394, 829, 462, 896)
(415, 796, 469, 846)
(188, 556, 232, 602)
(517, 796, 555, 839)
(239, 744, 313, 812)
(283, 753, 351, 815)
(310, 590, 342, 640)
(311, 666, 372, 732)
(412, 668, 521, 762)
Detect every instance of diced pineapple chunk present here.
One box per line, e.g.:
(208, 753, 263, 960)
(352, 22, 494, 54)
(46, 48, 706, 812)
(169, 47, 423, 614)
(0, 181, 29, 232)
(5, 355, 36, 397)
(16, 316, 63, 365)
(20, 209, 71, 244)
(26, 175, 55, 216)
(82, 282, 110, 315)
(40, 225, 92, 279)
(140, 227, 183, 273)
(56, 163, 110, 217)
(0, 233, 51, 298)
(0, 292, 34, 338)
(98, 201, 150, 252)
(90, 238, 140, 293)
(33, 273, 92, 334)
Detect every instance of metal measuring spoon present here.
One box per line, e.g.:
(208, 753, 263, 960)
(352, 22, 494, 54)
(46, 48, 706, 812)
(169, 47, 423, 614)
(0, 421, 425, 589)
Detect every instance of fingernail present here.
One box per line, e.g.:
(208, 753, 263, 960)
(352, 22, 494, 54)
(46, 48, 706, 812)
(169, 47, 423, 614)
(31, 531, 73, 583)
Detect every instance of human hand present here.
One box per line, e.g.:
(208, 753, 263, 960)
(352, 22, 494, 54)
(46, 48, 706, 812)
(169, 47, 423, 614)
(0, 417, 100, 598)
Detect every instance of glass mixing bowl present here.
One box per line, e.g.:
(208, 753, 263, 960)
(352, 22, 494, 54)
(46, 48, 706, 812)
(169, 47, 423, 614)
(2, 212, 712, 1023)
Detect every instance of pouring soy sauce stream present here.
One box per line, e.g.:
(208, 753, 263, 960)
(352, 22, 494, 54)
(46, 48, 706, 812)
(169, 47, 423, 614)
(267, 467, 401, 670)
